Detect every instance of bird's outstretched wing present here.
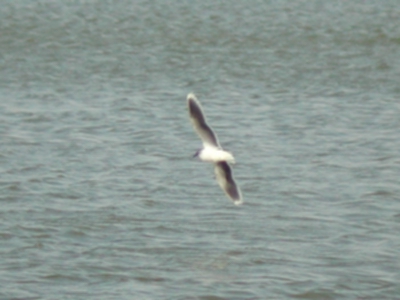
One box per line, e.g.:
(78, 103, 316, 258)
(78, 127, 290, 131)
(187, 93, 220, 148)
(214, 161, 242, 205)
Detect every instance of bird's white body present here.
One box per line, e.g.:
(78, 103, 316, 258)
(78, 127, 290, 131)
(199, 146, 235, 164)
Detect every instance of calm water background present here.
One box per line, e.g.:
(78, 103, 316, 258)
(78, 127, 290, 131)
(1, 1, 400, 299)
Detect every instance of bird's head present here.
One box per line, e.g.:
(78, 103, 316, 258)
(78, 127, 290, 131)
(193, 149, 201, 158)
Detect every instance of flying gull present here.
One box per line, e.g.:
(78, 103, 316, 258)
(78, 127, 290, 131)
(187, 93, 243, 205)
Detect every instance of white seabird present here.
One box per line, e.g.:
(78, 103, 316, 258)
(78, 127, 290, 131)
(187, 93, 243, 205)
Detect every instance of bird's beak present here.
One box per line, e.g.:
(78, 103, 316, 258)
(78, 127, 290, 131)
(193, 150, 200, 158)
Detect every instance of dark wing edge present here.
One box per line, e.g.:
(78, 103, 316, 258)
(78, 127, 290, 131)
(187, 93, 220, 147)
(214, 162, 242, 204)
(187, 94, 206, 125)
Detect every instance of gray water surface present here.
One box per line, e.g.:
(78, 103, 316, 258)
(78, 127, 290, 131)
(1, 1, 400, 299)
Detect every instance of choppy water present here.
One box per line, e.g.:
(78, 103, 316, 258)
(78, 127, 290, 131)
(1, 1, 400, 299)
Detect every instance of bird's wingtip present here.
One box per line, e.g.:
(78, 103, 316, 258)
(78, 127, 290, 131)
(187, 93, 197, 101)
(233, 199, 243, 206)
